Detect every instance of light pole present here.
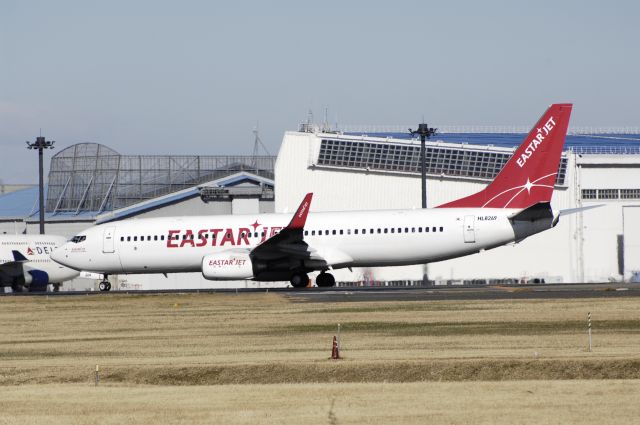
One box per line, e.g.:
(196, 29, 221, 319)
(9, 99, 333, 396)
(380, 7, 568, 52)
(409, 123, 437, 208)
(26, 136, 55, 234)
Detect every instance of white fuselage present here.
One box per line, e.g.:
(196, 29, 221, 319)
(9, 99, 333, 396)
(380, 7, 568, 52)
(0, 235, 80, 286)
(52, 207, 552, 278)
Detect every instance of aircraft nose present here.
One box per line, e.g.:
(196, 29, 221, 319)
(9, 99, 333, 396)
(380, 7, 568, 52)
(51, 244, 73, 268)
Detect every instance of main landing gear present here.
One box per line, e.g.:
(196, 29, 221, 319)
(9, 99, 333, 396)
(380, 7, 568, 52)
(316, 272, 336, 288)
(289, 272, 309, 288)
(289, 271, 336, 288)
(99, 275, 111, 292)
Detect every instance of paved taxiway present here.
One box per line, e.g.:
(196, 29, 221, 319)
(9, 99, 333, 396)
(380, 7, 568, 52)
(2, 283, 639, 301)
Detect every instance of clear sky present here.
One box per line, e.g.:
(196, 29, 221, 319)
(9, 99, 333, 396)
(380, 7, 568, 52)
(1, 0, 639, 183)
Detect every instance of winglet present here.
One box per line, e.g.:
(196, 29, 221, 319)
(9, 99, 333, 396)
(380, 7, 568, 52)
(12, 250, 28, 262)
(287, 193, 313, 230)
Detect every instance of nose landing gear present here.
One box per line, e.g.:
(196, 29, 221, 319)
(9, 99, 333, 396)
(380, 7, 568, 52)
(98, 275, 111, 292)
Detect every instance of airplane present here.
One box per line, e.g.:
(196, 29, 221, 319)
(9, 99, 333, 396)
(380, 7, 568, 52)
(52, 103, 583, 291)
(0, 234, 80, 292)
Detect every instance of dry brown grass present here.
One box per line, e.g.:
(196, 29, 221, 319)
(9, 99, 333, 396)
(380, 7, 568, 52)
(1, 293, 640, 385)
(1, 381, 639, 425)
(1, 292, 640, 423)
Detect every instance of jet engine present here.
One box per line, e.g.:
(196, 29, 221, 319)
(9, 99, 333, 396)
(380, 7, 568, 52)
(202, 250, 254, 280)
(24, 270, 49, 285)
(23, 270, 50, 291)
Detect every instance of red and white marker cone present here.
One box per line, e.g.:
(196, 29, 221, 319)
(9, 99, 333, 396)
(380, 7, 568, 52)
(331, 335, 341, 359)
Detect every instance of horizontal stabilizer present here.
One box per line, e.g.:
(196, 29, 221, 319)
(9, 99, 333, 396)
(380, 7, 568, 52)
(509, 202, 553, 222)
(559, 204, 604, 216)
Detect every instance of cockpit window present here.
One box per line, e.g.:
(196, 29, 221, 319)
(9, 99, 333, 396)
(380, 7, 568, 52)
(70, 235, 86, 243)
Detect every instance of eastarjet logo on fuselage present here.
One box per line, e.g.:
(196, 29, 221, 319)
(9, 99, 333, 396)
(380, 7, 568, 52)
(166, 224, 283, 248)
(516, 116, 556, 168)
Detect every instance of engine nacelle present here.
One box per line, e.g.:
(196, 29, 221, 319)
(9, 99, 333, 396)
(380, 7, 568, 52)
(202, 250, 254, 280)
(24, 270, 49, 285)
(24, 270, 50, 291)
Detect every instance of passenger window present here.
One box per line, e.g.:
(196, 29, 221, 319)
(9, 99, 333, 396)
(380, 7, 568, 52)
(304, 231, 308, 236)
(412, 227, 415, 232)
(134, 236, 138, 241)
(154, 235, 158, 241)
(312, 230, 316, 236)
(120, 237, 124, 242)
(426, 227, 430, 232)
(391, 228, 395, 233)
(354, 229, 358, 235)
(161, 235, 165, 241)
(340, 230, 344, 235)
(377, 228, 381, 233)
(432, 227, 437, 232)
(127, 236, 131, 242)
(440, 226, 444, 232)
(418, 227, 422, 233)
(384, 228, 388, 234)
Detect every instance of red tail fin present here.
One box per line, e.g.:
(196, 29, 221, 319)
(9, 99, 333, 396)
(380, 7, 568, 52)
(438, 103, 573, 209)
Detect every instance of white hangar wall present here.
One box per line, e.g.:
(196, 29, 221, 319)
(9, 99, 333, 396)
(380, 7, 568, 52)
(275, 131, 640, 283)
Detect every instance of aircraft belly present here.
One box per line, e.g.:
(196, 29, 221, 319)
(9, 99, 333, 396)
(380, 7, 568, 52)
(119, 245, 202, 273)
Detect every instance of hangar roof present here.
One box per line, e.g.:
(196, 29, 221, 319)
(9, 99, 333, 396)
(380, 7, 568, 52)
(0, 172, 274, 222)
(0, 185, 40, 220)
(95, 171, 274, 224)
(46, 143, 276, 215)
(350, 132, 640, 154)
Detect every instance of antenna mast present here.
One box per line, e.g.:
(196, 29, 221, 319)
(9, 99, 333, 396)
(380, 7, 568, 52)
(251, 123, 272, 174)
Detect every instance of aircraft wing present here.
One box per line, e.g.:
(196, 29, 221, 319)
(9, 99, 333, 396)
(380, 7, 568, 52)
(0, 251, 28, 283)
(0, 250, 29, 268)
(249, 193, 323, 263)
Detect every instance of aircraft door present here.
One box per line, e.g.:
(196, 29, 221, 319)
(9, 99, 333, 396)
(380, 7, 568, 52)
(463, 215, 476, 243)
(103, 227, 116, 253)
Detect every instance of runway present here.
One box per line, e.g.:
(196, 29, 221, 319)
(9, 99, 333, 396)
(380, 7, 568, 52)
(286, 283, 640, 302)
(2, 282, 639, 301)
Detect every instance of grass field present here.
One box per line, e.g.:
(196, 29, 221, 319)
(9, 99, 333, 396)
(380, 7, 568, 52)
(1, 292, 639, 424)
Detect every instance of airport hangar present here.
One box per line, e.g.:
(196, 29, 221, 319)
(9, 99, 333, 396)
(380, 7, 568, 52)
(1, 128, 640, 290)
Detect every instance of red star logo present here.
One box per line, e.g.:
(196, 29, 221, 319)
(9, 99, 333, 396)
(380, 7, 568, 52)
(250, 220, 261, 231)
